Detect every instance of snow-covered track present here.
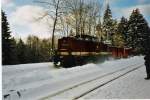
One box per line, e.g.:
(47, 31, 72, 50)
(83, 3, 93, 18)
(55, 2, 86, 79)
(41, 63, 144, 100)
(74, 64, 143, 100)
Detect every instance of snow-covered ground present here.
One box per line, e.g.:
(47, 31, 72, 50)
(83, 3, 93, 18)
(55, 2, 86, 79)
(82, 66, 150, 99)
(2, 56, 147, 100)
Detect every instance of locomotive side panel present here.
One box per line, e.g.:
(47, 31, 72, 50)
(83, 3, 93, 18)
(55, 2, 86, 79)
(58, 37, 103, 56)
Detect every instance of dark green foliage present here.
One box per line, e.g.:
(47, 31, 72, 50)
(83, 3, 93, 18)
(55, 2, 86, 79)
(11, 38, 19, 64)
(17, 39, 28, 63)
(26, 35, 40, 63)
(25, 35, 51, 63)
(117, 17, 128, 45)
(2, 10, 18, 65)
(103, 4, 112, 23)
(40, 39, 51, 62)
(142, 27, 150, 55)
(127, 9, 149, 54)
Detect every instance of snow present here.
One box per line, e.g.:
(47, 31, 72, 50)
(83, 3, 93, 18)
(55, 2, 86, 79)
(49, 59, 144, 99)
(3, 62, 56, 99)
(2, 56, 147, 100)
(82, 67, 150, 99)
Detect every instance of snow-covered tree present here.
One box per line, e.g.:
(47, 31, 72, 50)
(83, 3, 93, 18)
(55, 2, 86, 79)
(127, 9, 149, 54)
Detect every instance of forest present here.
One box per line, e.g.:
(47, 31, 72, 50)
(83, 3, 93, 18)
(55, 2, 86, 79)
(2, 0, 150, 65)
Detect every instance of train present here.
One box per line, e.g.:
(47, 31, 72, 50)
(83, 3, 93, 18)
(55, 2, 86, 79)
(53, 35, 132, 68)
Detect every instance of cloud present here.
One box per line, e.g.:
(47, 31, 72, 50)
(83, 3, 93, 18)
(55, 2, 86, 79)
(2, 0, 15, 8)
(2, 0, 12, 5)
(138, 0, 147, 4)
(9, 5, 54, 39)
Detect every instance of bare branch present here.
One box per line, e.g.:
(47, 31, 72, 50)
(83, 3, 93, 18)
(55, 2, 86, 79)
(34, 0, 55, 6)
(34, 12, 49, 22)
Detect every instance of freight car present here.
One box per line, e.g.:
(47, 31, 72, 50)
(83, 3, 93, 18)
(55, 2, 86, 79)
(53, 35, 132, 68)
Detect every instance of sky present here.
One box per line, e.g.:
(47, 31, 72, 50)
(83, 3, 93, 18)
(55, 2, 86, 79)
(2, 0, 150, 39)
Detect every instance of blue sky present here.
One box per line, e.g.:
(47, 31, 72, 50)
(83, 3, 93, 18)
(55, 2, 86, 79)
(2, 0, 150, 39)
(109, 0, 150, 21)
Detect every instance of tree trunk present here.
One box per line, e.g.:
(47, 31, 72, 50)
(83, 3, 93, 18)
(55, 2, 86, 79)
(51, 0, 60, 52)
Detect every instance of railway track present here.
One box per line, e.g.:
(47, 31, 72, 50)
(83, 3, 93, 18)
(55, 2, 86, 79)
(40, 63, 144, 100)
(74, 64, 143, 100)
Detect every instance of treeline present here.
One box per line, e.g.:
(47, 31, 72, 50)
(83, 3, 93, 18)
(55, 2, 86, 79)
(15, 36, 52, 64)
(2, 11, 55, 65)
(2, 2, 150, 65)
(3, 35, 53, 65)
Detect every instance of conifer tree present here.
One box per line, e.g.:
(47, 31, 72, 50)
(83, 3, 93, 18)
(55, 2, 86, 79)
(127, 9, 149, 54)
(17, 39, 28, 64)
(103, 4, 114, 43)
(117, 17, 128, 45)
(11, 38, 19, 64)
(39, 39, 51, 62)
(26, 35, 41, 63)
(109, 19, 119, 46)
(2, 10, 18, 65)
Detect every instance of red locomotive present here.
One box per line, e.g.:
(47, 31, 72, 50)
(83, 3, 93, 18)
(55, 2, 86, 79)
(53, 35, 132, 67)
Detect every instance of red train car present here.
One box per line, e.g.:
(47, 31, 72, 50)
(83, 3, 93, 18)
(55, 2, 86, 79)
(110, 47, 132, 58)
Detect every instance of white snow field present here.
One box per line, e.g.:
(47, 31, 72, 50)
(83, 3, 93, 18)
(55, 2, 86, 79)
(82, 66, 150, 99)
(2, 56, 148, 100)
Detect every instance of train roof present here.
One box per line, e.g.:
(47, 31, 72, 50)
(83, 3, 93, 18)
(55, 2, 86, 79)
(74, 35, 98, 39)
(59, 35, 99, 42)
